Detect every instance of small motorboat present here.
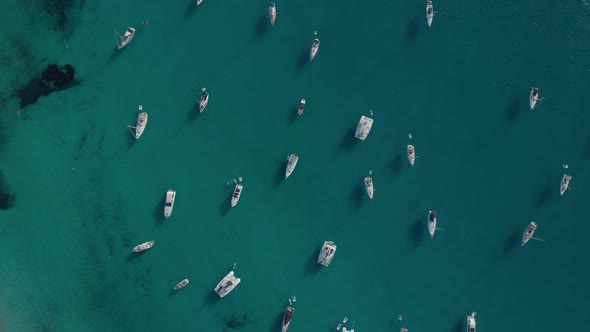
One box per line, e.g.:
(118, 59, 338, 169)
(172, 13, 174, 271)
(269, 3, 277, 26)
(364, 176, 374, 199)
(317, 241, 337, 266)
(337, 323, 342, 331)
(127, 112, 148, 139)
(426, 1, 434, 27)
(529, 87, 539, 110)
(214, 271, 241, 298)
(199, 88, 209, 113)
(355, 115, 374, 140)
(133, 240, 155, 252)
(521, 221, 538, 246)
(407, 144, 416, 166)
(174, 278, 190, 290)
(164, 189, 176, 219)
(281, 306, 294, 332)
(310, 38, 320, 61)
(466, 311, 476, 332)
(560, 174, 572, 195)
(231, 184, 243, 207)
(428, 210, 437, 238)
(114, 27, 135, 49)
(197, 0, 203, 5)
(298, 99, 306, 115)
(285, 154, 299, 179)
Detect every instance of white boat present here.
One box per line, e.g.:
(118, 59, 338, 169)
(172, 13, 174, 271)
(281, 306, 294, 332)
(199, 89, 209, 113)
(231, 184, 243, 207)
(133, 240, 155, 252)
(269, 3, 277, 26)
(426, 1, 434, 27)
(197, 0, 203, 5)
(364, 176, 374, 199)
(560, 174, 572, 195)
(174, 278, 189, 290)
(342, 328, 354, 332)
(214, 271, 241, 298)
(521, 221, 538, 246)
(317, 241, 337, 266)
(407, 144, 416, 166)
(428, 210, 437, 238)
(310, 38, 320, 61)
(128, 112, 148, 139)
(114, 27, 135, 49)
(298, 99, 306, 115)
(355, 115, 374, 140)
(164, 189, 176, 219)
(343, 317, 348, 323)
(401, 328, 408, 332)
(529, 87, 539, 110)
(285, 154, 299, 179)
(466, 312, 476, 332)
(337, 323, 342, 330)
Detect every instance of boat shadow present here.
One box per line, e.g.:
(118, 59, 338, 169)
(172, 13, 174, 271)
(153, 195, 166, 226)
(349, 183, 364, 209)
(501, 229, 521, 256)
(202, 290, 219, 307)
(304, 248, 321, 275)
(255, 15, 269, 38)
(534, 179, 555, 208)
(268, 312, 283, 332)
(126, 250, 147, 262)
(287, 107, 298, 125)
(391, 152, 404, 176)
(408, 217, 425, 247)
(505, 99, 522, 123)
(338, 127, 358, 152)
(224, 313, 248, 330)
(295, 49, 308, 74)
(219, 195, 231, 216)
(184, 1, 197, 19)
(273, 161, 287, 188)
(404, 17, 420, 45)
(108, 47, 122, 63)
(449, 316, 464, 332)
(186, 104, 201, 123)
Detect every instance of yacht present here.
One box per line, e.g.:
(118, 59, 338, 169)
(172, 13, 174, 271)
(231, 184, 243, 207)
(521, 221, 538, 246)
(199, 89, 209, 113)
(298, 99, 306, 115)
(310, 38, 320, 61)
(529, 87, 539, 110)
(428, 210, 437, 238)
(269, 3, 277, 25)
(128, 112, 148, 139)
(560, 174, 572, 195)
(317, 241, 337, 266)
(174, 278, 189, 290)
(164, 189, 176, 219)
(407, 144, 416, 166)
(114, 27, 135, 49)
(364, 176, 374, 199)
(281, 306, 294, 332)
(355, 115, 374, 140)
(285, 154, 299, 179)
(214, 271, 241, 298)
(426, 1, 434, 27)
(133, 240, 155, 252)
(466, 311, 476, 332)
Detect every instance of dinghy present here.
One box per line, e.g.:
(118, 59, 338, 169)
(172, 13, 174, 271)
(281, 306, 294, 332)
(521, 221, 538, 246)
(114, 27, 135, 49)
(428, 210, 437, 238)
(133, 240, 155, 252)
(310, 38, 320, 61)
(174, 279, 190, 290)
(128, 112, 148, 139)
(466, 312, 476, 332)
(337, 324, 342, 330)
(317, 241, 337, 266)
(231, 184, 243, 207)
(364, 176, 374, 199)
(529, 87, 539, 110)
(407, 144, 416, 166)
(164, 189, 176, 219)
(214, 270, 241, 298)
(269, 3, 277, 25)
(426, 1, 434, 27)
(285, 154, 299, 179)
(199, 88, 209, 113)
(355, 115, 374, 140)
(560, 174, 572, 195)
(298, 99, 306, 115)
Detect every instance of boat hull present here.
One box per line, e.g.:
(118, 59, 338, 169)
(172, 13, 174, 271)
(269, 4, 276, 25)
(134, 112, 148, 139)
(310, 38, 320, 61)
(117, 27, 136, 49)
(428, 210, 436, 238)
(364, 177, 374, 199)
(529, 87, 539, 110)
(298, 99, 306, 115)
(214, 271, 241, 298)
(317, 241, 337, 266)
(560, 174, 571, 195)
(133, 240, 155, 252)
(355, 115, 374, 140)
(521, 221, 537, 246)
(466, 315, 476, 332)
(285, 154, 299, 179)
(281, 306, 294, 332)
(407, 145, 415, 166)
(426, 2, 434, 27)
(199, 93, 209, 113)
(231, 184, 243, 207)
(164, 189, 176, 219)
(174, 278, 190, 290)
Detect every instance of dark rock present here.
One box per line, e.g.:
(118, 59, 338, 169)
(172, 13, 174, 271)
(17, 64, 79, 108)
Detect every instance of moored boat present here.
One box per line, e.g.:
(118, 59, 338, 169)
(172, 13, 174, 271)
(197, 0, 203, 5)
(285, 154, 299, 179)
(231, 184, 243, 207)
(133, 240, 155, 252)
(407, 144, 416, 166)
(164, 189, 176, 219)
(214, 271, 241, 298)
(114, 27, 135, 49)
(174, 278, 189, 290)
(269, 3, 277, 25)
(342, 328, 354, 332)
(364, 176, 374, 199)
(560, 174, 572, 195)
(128, 112, 148, 139)
(466, 311, 476, 332)
(199, 88, 209, 113)
(401, 328, 408, 332)
(521, 221, 538, 246)
(317, 241, 337, 266)
(310, 38, 320, 61)
(426, 1, 434, 27)
(428, 210, 437, 238)
(530, 87, 539, 110)
(337, 323, 342, 330)
(281, 306, 294, 332)
(355, 115, 374, 140)
(298, 99, 306, 115)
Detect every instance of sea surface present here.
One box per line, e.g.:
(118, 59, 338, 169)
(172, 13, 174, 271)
(1, 0, 590, 331)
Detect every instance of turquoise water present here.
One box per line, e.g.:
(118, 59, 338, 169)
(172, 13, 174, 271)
(1, 0, 590, 331)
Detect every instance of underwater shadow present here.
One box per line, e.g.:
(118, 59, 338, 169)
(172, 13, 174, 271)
(349, 183, 364, 209)
(295, 50, 308, 74)
(219, 195, 231, 216)
(126, 250, 148, 262)
(408, 217, 425, 247)
(186, 104, 201, 123)
(391, 153, 404, 176)
(405, 17, 420, 45)
(287, 107, 298, 125)
(224, 313, 248, 331)
(255, 15, 269, 38)
(449, 316, 463, 332)
(274, 161, 287, 188)
(505, 99, 522, 123)
(184, 1, 197, 19)
(501, 229, 521, 256)
(339, 127, 358, 152)
(202, 290, 219, 307)
(535, 180, 555, 208)
(269, 312, 283, 332)
(153, 195, 166, 226)
(304, 249, 321, 275)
